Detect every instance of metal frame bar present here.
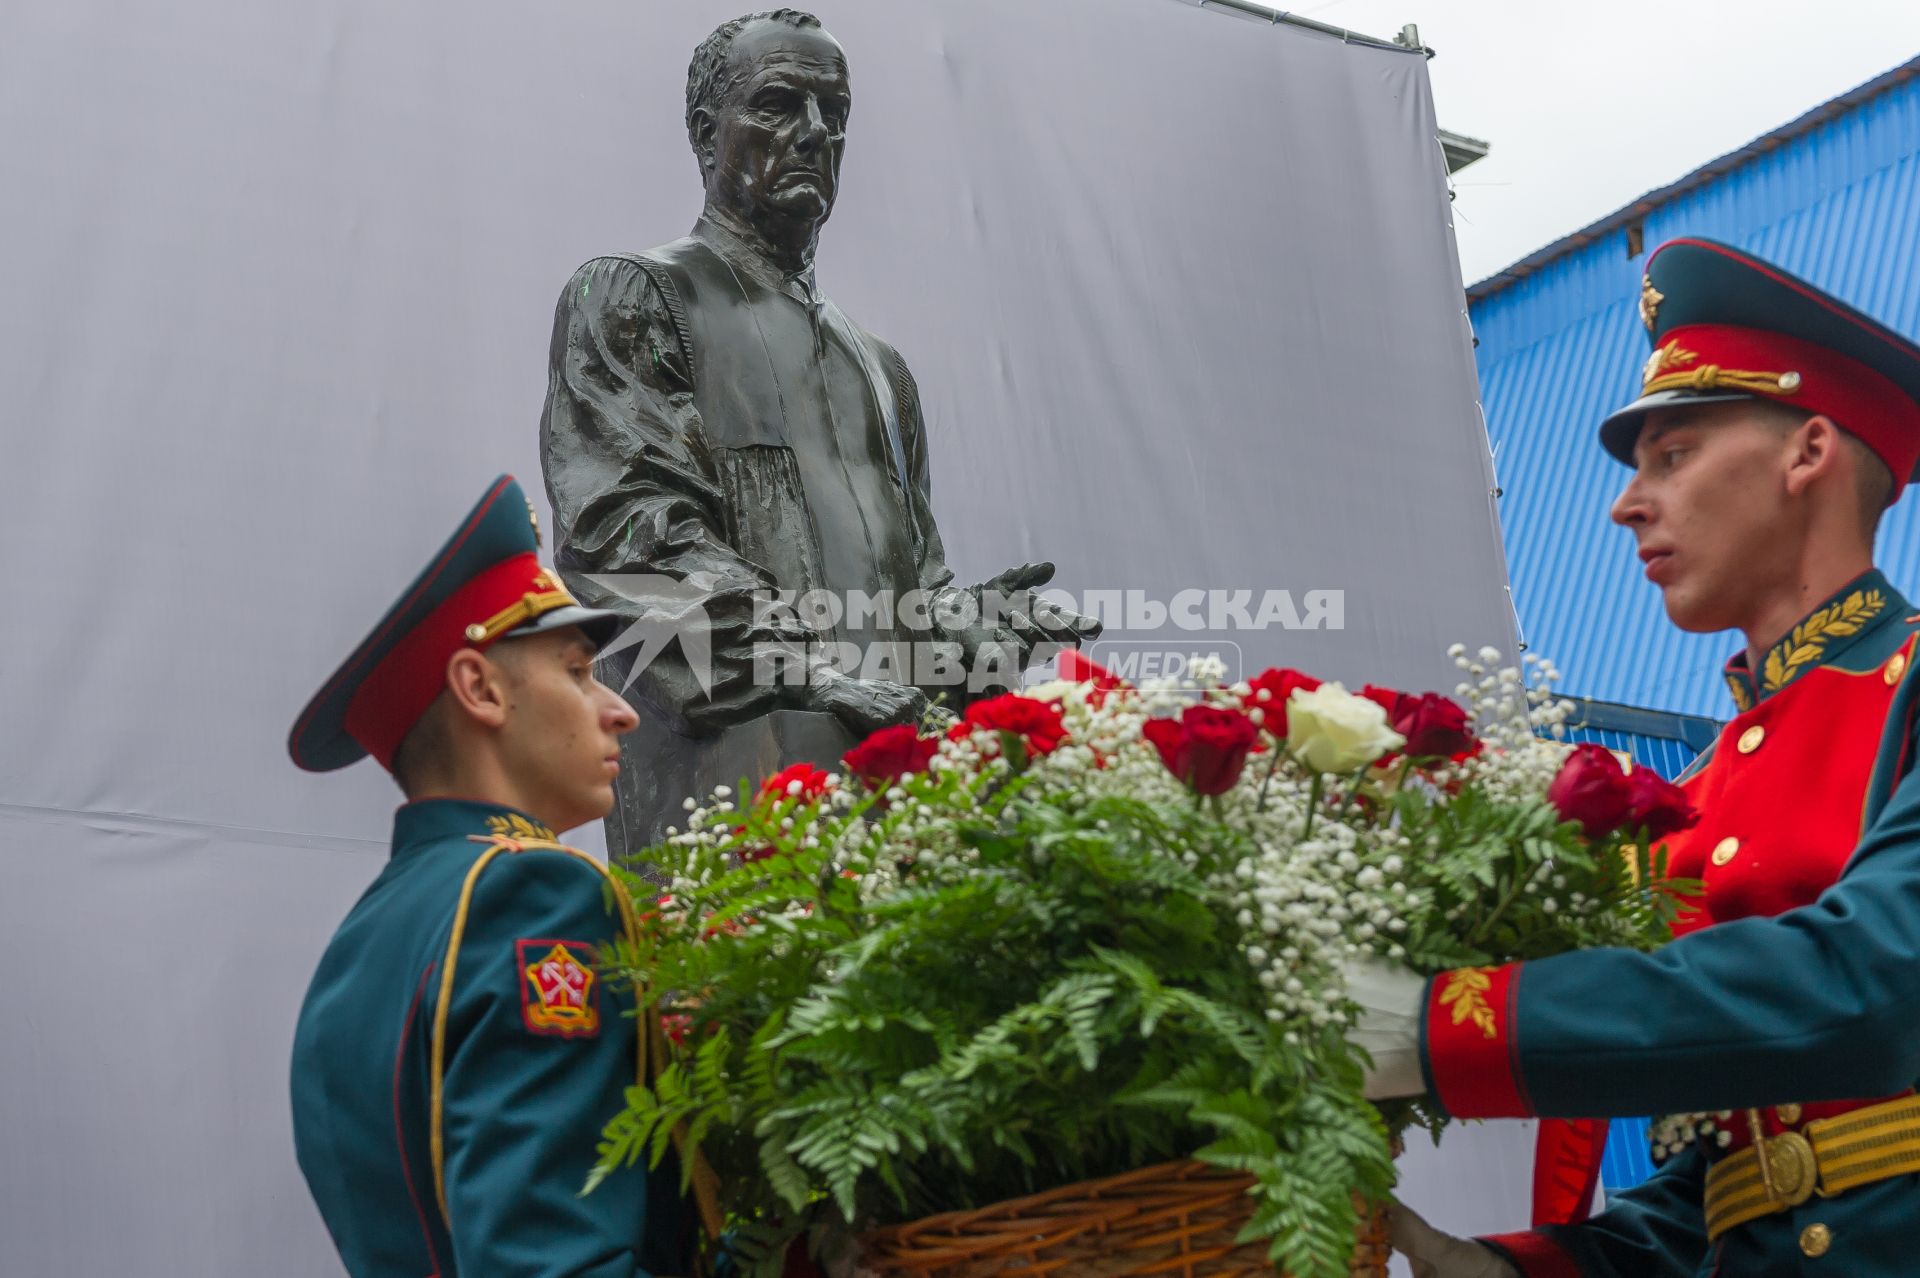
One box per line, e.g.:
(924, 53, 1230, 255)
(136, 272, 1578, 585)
(1186, 0, 1432, 57)
(1565, 696, 1721, 753)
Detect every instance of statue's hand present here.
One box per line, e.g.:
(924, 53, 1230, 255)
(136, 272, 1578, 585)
(810, 671, 930, 737)
(952, 562, 1102, 668)
(1020, 591, 1101, 647)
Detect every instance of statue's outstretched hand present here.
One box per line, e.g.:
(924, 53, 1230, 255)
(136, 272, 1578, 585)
(810, 669, 930, 737)
(1387, 1205, 1520, 1278)
(978, 561, 1101, 646)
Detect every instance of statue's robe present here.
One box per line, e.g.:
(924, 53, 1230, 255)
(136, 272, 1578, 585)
(541, 221, 959, 842)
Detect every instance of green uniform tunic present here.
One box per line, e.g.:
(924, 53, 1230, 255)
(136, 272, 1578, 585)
(291, 799, 689, 1277)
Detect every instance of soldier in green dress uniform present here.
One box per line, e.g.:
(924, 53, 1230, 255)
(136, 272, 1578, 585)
(287, 475, 717, 1277)
(1357, 239, 1920, 1276)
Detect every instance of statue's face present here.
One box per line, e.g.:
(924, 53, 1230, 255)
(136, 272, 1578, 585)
(703, 22, 850, 231)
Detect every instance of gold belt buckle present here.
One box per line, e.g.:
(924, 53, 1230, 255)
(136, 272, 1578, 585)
(1759, 1131, 1819, 1207)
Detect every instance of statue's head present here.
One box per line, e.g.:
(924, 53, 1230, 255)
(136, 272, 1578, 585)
(687, 10, 850, 237)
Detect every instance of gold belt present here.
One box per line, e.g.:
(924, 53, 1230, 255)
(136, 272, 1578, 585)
(1704, 1095, 1920, 1240)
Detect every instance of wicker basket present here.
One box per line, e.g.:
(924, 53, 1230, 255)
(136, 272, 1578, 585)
(858, 1160, 1389, 1278)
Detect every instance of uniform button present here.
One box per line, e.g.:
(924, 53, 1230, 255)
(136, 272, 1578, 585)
(1800, 1222, 1832, 1257)
(1737, 725, 1765, 754)
(1712, 836, 1740, 866)
(1776, 1103, 1803, 1125)
(1887, 652, 1908, 685)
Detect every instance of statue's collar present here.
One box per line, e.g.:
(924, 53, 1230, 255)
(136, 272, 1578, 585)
(693, 214, 819, 305)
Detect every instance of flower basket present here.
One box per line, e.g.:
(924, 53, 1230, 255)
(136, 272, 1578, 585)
(858, 1161, 1389, 1278)
(592, 650, 1696, 1278)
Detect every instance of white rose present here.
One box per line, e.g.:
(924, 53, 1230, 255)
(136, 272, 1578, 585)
(1285, 682, 1405, 774)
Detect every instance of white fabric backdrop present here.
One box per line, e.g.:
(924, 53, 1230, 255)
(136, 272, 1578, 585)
(0, 1, 1529, 1272)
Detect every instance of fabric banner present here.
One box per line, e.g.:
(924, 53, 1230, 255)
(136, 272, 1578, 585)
(0, 1, 1521, 1271)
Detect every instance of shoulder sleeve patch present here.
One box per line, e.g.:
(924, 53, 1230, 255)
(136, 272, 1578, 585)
(516, 938, 601, 1038)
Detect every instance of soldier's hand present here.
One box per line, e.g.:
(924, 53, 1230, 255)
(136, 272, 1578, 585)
(1387, 1204, 1520, 1278)
(811, 672, 929, 736)
(1338, 957, 1427, 1099)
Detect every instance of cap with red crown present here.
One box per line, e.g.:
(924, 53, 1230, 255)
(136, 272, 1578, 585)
(1601, 237, 1920, 497)
(287, 475, 620, 773)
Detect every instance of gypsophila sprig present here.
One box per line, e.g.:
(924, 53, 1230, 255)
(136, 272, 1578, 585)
(590, 650, 1695, 1278)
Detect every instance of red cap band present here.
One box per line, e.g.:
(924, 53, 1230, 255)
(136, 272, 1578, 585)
(1653, 323, 1920, 486)
(343, 552, 550, 769)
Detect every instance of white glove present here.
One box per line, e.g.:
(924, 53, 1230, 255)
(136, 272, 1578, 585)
(1388, 1203, 1521, 1278)
(1343, 957, 1426, 1100)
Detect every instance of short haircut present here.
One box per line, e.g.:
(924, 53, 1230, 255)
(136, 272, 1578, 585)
(388, 640, 534, 797)
(390, 695, 453, 798)
(1754, 400, 1896, 540)
(685, 9, 824, 156)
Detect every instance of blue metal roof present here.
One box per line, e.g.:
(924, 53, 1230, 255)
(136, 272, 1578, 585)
(1469, 58, 1920, 718)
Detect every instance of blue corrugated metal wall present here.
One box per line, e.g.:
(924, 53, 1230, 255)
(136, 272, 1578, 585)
(1470, 66, 1920, 719)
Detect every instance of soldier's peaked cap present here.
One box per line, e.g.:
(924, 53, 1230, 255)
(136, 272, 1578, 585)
(1601, 237, 1920, 494)
(288, 475, 620, 774)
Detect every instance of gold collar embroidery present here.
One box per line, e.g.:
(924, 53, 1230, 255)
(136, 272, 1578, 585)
(486, 812, 558, 842)
(1760, 587, 1888, 694)
(1723, 671, 1755, 714)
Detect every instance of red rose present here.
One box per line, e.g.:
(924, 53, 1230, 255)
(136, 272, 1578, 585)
(961, 694, 1069, 756)
(1359, 684, 1403, 715)
(1241, 668, 1323, 737)
(661, 1013, 693, 1048)
(843, 724, 939, 789)
(1057, 648, 1130, 707)
(758, 762, 834, 803)
(1388, 692, 1478, 760)
(1143, 705, 1260, 796)
(1624, 766, 1698, 840)
(1358, 685, 1476, 765)
(1546, 744, 1636, 838)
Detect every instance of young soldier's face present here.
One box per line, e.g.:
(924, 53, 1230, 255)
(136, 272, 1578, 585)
(1611, 401, 1805, 635)
(494, 628, 638, 833)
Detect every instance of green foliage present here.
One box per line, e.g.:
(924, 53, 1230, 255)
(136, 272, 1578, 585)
(587, 717, 1687, 1278)
(1390, 786, 1696, 971)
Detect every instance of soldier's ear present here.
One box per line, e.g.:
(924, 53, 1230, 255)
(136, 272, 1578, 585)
(1783, 414, 1844, 498)
(444, 647, 511, 731)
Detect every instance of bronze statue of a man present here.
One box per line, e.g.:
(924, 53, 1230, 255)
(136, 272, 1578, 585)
(541, 8, 1093, 773)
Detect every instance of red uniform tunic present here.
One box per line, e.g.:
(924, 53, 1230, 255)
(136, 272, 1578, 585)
(1423, 573, 1920, 1276)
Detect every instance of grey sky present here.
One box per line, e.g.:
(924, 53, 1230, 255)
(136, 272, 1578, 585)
(1261, 0, 1920, 284)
